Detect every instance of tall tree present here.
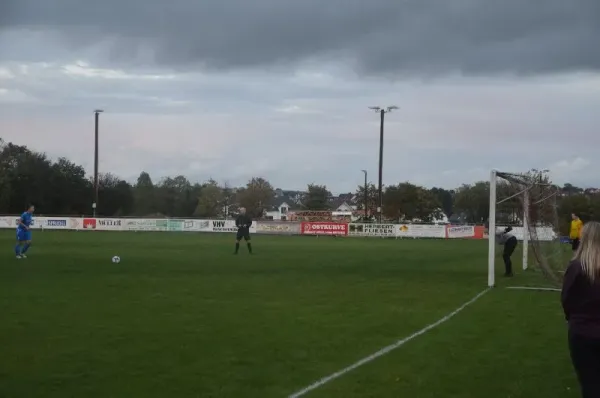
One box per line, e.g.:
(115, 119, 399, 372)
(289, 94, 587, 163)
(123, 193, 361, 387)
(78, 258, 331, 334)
(49, 158, 91, 215)
(588, 194, 600, 225)
(354, 183, 378, 217)
(430, 187, 454, 217)
(453, 182, 490, 223)
(193, 179, 223, 218)
(383, 182, 442, 222)
(1, 143, 54, 213)
(237, 177, 275, 217)
(112, 181, 135, 216)
(172, 175, 196, 217)
(562, 183, 583, 196)
(133, 172, 156, 216)
(0, 138, 13, 211)
(303, 184, 331, 210)
(97, 173, 134, 216)
(155, 175, 194, 217)
(221, 183, 236, 218)
(558, 194, 592, 222)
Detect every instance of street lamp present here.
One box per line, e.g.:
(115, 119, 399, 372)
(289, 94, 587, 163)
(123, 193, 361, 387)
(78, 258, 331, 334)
(361, 169, 368, 220)
(368, 106, 398, 222)
(93, 109, 104, 217)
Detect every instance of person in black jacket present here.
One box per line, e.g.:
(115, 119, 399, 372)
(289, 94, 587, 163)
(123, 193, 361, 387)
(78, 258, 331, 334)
(497, 226, 518, 277)
(234, 207, 253, 254)
(562, 221, 600, 398)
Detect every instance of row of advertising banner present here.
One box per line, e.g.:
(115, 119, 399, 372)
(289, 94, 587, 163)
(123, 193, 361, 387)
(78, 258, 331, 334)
(0, 217, 257, 233)
(300, 222, 489, 238)
(0, 216, 556, 240)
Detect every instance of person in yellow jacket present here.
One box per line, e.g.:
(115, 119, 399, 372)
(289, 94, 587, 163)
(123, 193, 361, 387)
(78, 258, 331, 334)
(570, 213, 583, 251)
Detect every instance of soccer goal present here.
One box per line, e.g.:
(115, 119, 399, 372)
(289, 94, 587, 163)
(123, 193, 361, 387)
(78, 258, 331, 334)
(487, 169, 563, 287)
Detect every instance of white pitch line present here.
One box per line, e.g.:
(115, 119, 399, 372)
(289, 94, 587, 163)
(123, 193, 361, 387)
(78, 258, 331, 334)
(506, 286, 561, 292)
(287, 288, 490, 398)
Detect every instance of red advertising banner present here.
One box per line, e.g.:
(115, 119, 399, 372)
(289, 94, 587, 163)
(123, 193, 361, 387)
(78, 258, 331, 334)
(83, 218, 97, 229)
(301, 222, 348, 236)
(473, 225, 485, 239)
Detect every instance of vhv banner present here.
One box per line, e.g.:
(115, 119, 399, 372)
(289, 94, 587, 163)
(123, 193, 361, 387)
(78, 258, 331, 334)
(210, 220, 257, 233)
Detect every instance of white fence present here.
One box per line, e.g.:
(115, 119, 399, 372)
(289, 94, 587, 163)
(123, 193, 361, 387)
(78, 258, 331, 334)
(0, 216, 257, 233)
(0, 216, 556, 240)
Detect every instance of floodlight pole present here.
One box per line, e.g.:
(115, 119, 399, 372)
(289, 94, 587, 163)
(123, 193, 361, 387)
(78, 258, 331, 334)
(361, 169, 368, 220)
(522, 188, 530, 271)
(93, 109, 104, 217)
(369, 106, 397, 223)
(378, 109, 384, 223)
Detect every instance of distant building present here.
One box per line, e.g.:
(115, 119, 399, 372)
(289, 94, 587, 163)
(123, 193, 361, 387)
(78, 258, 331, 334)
(264, 190, 368, 221)
(264, 200, 290, 220)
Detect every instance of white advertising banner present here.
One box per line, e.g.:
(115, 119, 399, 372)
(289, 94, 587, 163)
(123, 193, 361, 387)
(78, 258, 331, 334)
(210, 219, 256, 233)
(496, 226, 555, 242)
(446, 225, 475, 239)
(0, 216, 84, 230)
(0, 215, 500, 240)
(349, 224, 396, 237)
(397, 224, 447, 238)
(0, 216, 17, 229)
(256, 222, 300, 234)
(41, 218, 68, 229)
(44, 218, 84, 230)
(96, 218, 124, 231)
(182, 219, 213, 232)
(123, 219, 162, 231)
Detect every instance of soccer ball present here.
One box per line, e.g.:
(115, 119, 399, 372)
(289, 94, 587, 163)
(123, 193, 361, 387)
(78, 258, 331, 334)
(112, 256, 121, 264)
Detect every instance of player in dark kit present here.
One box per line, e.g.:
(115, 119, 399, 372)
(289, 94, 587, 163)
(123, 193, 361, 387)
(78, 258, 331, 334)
(497, 226, 518, 277)
(234, 207, 253, 254)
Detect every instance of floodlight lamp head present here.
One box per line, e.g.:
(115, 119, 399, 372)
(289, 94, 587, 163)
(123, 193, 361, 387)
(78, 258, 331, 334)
(387, 106, 399, 112)
(94, 109, 104, 113)
(368, 106, 381, 112)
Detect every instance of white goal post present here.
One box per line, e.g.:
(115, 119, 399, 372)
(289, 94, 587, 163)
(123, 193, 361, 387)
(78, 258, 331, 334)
(487, 169, 559, 287)
(488, 170, 527, 287)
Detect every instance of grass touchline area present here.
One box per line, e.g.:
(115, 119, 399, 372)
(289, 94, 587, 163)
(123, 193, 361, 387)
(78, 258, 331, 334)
(0, 231, 578, 398)
(288, 289, 490, 398)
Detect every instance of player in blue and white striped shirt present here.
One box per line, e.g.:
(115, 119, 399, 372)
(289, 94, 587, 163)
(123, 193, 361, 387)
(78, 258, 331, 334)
(15, 205, 35, 259)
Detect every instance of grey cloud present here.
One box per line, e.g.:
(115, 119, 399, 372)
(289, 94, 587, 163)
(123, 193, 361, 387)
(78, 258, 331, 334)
(1, 47, 600, 191)
(2, 0, 600, 76)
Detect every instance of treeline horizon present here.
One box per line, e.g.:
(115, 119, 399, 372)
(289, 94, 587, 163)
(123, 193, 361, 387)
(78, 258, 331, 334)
(2, 138, 600, 231)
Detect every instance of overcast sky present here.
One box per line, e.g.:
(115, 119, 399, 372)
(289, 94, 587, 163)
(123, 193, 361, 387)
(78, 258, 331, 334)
(1, 0, 599, 193)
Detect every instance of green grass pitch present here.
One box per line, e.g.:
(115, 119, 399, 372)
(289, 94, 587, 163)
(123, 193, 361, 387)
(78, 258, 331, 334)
(0, 231, 579, 397)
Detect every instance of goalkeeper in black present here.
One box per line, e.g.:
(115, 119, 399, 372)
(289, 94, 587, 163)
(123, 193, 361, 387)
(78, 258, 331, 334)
(234, 207, 253, 254)
(497, 226, 517, 277)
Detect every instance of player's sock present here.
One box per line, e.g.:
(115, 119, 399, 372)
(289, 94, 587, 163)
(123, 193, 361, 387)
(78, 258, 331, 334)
(235, 242, 240, 254)
(15, 244, 22, 256)
(21, 243, 30, 254)
(247, 242, 252, 253)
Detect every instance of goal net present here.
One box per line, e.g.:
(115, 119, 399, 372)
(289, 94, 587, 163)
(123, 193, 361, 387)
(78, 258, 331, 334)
(487, 169, 564, 287)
